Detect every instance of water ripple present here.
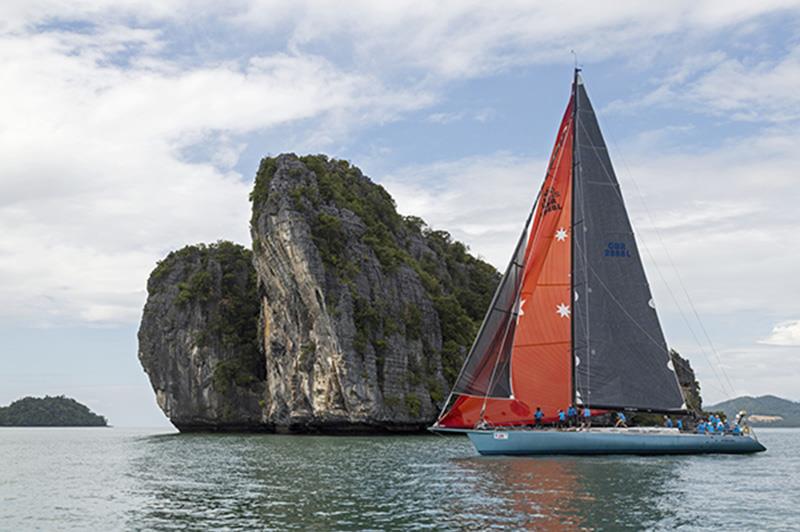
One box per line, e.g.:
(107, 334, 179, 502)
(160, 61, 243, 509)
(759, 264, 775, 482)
(0, 428, 797, 530)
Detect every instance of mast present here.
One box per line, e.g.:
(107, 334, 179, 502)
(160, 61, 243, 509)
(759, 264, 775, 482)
(570, 67, 579, 407)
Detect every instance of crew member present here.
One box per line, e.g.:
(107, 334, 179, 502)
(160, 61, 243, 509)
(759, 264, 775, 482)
(557, 409, 566, 429)
(534, 407, 544, 428)
(615, 411, 627, 428)
(567, 404, 578, 427)
(582, 406, 592, 428)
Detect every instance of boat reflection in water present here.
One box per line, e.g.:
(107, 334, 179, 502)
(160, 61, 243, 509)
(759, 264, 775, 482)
(450, 454, 678, 530)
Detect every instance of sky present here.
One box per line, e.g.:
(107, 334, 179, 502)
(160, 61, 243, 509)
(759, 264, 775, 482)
(1, 1, 799, 427)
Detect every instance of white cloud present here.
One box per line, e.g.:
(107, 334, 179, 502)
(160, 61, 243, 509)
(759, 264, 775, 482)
(760, 320, 800, 346)
(699, 345, 800, 405)
(381, 153, 546, 266)
(614, 44, 800, 122)
(0, 24, 430, 324)
(1, 1, 799, 330)
(231, 0, 800, 78)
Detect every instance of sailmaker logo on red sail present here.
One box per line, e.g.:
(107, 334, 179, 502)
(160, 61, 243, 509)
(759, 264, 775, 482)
(541, 186, 562, 214)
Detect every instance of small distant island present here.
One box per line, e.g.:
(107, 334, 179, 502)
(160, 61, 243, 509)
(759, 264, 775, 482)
(0, 396, 108, 427)
(709, 395, 800, 428)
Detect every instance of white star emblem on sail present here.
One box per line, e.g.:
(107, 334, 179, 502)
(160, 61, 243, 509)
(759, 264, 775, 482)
(555, 227, 568, 242)
(556, 303, 570, 318)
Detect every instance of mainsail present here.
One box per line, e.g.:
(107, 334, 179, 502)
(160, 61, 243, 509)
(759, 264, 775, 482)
(571, 78, 684, 411)
(437, 71, 684, 429)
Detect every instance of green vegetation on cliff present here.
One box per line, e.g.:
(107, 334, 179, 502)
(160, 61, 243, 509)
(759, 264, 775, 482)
(148, 241, 263, 393)
(251, 154, 500, 391)
(0, 396, 107, 427)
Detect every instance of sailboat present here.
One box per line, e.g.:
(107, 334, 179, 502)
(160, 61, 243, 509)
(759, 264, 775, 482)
(430, 70, 765, 455)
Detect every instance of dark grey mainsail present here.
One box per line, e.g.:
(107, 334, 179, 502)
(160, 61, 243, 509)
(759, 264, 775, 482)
(571, 74, 684, 411)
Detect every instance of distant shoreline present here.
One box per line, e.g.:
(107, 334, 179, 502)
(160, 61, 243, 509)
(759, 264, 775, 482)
(0, 396, 108, 427)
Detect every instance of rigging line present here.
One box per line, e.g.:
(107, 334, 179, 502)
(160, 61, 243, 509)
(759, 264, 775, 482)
(574, 81, 592, 405)
(576, 118, 735, 398)
(581, 177, 729, 397)
(604, 135, 738, 398)
(500, 110, 575, 407)
(479, 109, 576, 417)
(582, 252, 729, 396)
(436, 187, 542, 422)
(520, 110, 575, 277)
(598, 131, 738, 399)
(479, 305, 517, 422)
(575, 242, 729, 397)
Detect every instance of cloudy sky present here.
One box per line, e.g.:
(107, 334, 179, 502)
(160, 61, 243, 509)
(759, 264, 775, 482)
(1, 1, 799, 426)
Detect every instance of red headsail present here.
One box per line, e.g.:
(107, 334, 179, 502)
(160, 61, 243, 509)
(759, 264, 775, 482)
(438, 94, 575, 428)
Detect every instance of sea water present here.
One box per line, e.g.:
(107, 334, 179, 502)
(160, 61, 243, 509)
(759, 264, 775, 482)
(1, 428, 797, 530)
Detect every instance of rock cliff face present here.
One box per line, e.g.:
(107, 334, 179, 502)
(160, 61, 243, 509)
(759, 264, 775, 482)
(138, 242, 267, 431)
(139, 154, 499, 432)
(249, 155, 498, 431)
(670, 349, 702, 413)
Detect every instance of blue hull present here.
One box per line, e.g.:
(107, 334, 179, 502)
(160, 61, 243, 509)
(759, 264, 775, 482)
(454, 428, 766, 456)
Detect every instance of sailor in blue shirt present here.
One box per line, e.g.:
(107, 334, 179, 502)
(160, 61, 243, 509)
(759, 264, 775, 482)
(582, 406, 592, 428)
(733, 424, 742, 435)
(534, 407, 544, 428)
(664, 416, 673, 428)
(615, 411, 627, 428)
(695, 421, 704, 433)
(557, 409, 566, 428)
(567, 405, 578, 427)
(676, 419, 683, 431)
(707, 421, 716, 434)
